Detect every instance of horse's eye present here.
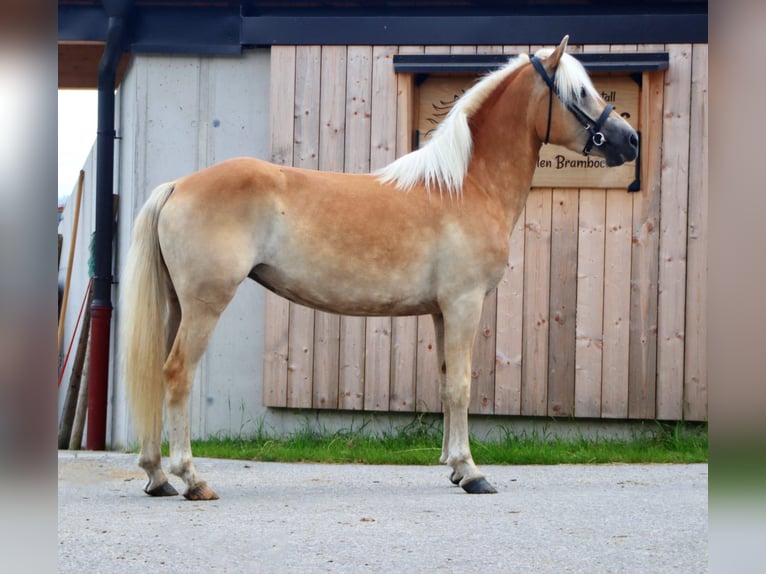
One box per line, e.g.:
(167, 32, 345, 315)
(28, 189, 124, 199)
(580, 87, 587, 99)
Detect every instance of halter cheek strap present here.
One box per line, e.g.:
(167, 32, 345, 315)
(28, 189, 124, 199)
(531, 55, 556, 145)
(544, 79, 554, 144)
(530, 55, 614, 155)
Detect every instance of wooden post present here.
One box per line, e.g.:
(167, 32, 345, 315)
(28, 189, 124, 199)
(68, 333, 92, 450)
(57, 280, 93, 449)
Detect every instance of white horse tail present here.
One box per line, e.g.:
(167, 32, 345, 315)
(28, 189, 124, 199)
(121, 181, 176, 445)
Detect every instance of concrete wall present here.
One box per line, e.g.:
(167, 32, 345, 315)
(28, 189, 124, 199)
(112, 48, 273, 448)
(59, 49, 275, 449)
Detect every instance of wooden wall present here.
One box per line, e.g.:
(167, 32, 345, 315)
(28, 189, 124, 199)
(264, 43, 708, 421)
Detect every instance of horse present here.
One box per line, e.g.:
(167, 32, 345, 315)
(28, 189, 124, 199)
(121, 36, 638, 500)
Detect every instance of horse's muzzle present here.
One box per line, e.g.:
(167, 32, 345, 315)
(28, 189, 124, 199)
(604, 128, 639, 166)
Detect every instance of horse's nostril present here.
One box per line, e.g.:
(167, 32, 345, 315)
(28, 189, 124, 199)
(629, 132, 639, 148)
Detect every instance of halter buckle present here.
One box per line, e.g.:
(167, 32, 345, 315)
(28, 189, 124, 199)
(592, 132, 606, 147)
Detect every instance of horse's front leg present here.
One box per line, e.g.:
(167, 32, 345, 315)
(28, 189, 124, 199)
(441, 295, 497, 494)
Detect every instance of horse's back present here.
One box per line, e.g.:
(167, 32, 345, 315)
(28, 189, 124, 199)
(157, 156, 508, 317)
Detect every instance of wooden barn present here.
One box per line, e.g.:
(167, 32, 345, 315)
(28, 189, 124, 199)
(57, 0, 707, 449)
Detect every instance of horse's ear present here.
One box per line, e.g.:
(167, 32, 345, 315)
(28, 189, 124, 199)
(545, 35, 570, 69)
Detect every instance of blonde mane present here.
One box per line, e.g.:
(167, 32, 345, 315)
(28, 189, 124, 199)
(376, 50, 597, 197)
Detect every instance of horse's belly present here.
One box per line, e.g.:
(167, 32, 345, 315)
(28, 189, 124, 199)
(249, 263, 439, 317)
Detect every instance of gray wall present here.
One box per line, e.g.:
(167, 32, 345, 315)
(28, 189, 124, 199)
(59, 49, 274, 449)
(113, 49, 272, 448)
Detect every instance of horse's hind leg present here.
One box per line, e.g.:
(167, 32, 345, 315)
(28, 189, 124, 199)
(139, 293, 181, 497)
(164, 294, 234, 501)
(434, 315, 463, 487)
(432, 315, 451, 465)
(139, 436, 177, 496)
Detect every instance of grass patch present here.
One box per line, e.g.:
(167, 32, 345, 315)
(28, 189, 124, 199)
(163, 419, 707, 466)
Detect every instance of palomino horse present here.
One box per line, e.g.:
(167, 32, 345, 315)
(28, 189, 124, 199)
(121, 36, 638, 500)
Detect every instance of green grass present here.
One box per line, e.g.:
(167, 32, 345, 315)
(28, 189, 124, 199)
(162, 418, 707, 466)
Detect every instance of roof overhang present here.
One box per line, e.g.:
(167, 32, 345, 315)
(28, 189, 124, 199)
(58, 1, 707, 89)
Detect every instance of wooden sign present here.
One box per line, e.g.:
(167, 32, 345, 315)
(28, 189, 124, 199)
(417, 74, 640, 189)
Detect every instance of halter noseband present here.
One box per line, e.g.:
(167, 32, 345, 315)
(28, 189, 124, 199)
(530, 55, 613, 155)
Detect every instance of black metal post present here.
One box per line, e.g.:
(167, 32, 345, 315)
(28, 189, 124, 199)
(86, 1, 132, 450)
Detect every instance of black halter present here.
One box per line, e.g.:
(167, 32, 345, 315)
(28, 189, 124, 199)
(529, 55, 613, 156)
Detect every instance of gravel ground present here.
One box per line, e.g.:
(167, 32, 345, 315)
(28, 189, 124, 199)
(58, 451, 707, 573)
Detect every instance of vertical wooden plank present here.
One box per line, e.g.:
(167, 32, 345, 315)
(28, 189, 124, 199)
(286, 46, 321, 409)
(292, 46, 321, 170)
(313, 45, 347, 409)
(470, 293, 497, 414)
(389, 45, 423, 412)
(574, 188, 605, 418)
(263, 46, 295, 407)
(416, 316, 441, 412)
(601, 44, 638, 419)
(548, 189, 579, 417)
(656, 44, 692, 420)
(522, 189, 552, 416)
(684, 44, 708, 421)
(629, 64, 664, 419)
(522, 44, 549, 416)
(338, 46, 372, 410)
(390, 317, 417, 411)
(344, 45, 373, 174)
(495, 211, 525, 414)
(369, 50, 396, 164)
(526, 43, 554, 418)
(364, 45, 398, 411)
(601, 192, 633, 418)
(415, 44, 451, 413)
(496, 41, 534, 415)
(269, 46, 296, 167)
(458, 44, 495, 414)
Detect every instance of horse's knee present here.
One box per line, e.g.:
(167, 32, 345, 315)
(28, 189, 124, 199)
(443, 383, 470, 409)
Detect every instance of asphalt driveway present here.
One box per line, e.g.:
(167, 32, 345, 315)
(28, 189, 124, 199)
(58, 451, 707, 573)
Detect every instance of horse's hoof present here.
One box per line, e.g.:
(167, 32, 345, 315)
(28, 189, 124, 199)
(145, 481, 179, 497)
(183, 482, 219, 501)
(449, 471, 462, 486)
(461, 477, 497, 494)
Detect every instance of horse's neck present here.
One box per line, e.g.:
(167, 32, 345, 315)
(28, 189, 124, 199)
(465, 72, 542, 218)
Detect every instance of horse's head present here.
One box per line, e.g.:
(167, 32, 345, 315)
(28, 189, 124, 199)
(531, 36, 639, 166)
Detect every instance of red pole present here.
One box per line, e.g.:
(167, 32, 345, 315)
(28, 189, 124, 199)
(85, 304, 112, 450)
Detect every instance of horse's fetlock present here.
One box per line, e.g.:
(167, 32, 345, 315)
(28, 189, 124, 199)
(169, 459, 190, 477)
(138, 454, 158, 471)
